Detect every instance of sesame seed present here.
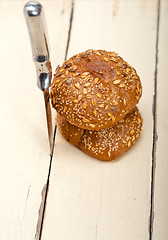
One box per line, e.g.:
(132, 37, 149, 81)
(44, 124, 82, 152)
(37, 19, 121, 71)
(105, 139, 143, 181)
(78, 95, 82, 101)
(65, 78, 72, 85)
(96, 93, 101, 98)
(113, 80, 121, 85)
(99, 50, 104, 55)
(84, 82, 91, 87)
(95, 51, 101, 56)
(83, 76, 90, 81)
(92, 99, 96, 106)
(83, 88, 88, 94)
(93, 110, 97, 116)
(69, 68, 76, 72)
(105, 105, 109, 110)
(80, 54, 87, 58)
(128, 140, 131, 147)
(55, 72, 62, 77)
(107, 112, 112, 117)
(109, 132, 113, 138)
(99, 104, 104, 108)
(64, 62, 72, 68)
(82, 102, 87, 109)
(86, 95, 92, 98)
(113, 100, 118, 105)
(130, 130, 135, 134)
(122, 64, 127, 69)
(83, 118, 89, 123)
(110, 57, 117, 62)
(89, 124, 95, 128)
(132, 136, 135, 142)
(127, 136, 130, 141)
(104, 57, 108, 61)
(99, 83, 103, 89)
(108, 151, 111, 157)
(55, 79, 60, 84)
(81, 72, 90, 77)
(75, 83, 80, 89)
(73, 99, 78, 103)
(138, 118, 141, 123)
(94, 78, 99, 83)
(112, 116, 116, 122)
(119, 83, 125, 88)
(63, 106, 67, 112)
(123, 99, 127, 105)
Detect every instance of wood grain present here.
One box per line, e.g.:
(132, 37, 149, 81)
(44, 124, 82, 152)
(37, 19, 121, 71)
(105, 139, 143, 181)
(1, 0, 167, 239)
(0, 1, 71, 239)
(153, 0, 168, 239)
(41, 0, 159, 239)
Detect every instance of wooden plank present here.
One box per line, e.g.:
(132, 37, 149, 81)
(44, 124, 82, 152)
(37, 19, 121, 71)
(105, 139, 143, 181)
(0, 1, 72, 239)
(42, 0, 159, 239)
(153, 0, 168, 239)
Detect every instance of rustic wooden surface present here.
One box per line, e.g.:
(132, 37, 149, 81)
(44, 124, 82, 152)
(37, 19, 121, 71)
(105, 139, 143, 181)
(0, 0, 167, 239)
(153, 0, 168, 239)
(0, 1, 72, 239)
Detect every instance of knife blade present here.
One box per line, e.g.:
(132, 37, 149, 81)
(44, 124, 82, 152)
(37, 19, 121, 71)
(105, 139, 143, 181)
(24, 1, 53, 154)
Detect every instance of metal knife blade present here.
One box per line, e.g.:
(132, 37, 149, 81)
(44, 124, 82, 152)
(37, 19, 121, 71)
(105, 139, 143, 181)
(24, 1, 53, 154)
(43, 88, 53, 154)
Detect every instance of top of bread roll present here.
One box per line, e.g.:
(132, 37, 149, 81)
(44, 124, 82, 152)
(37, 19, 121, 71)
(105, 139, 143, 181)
(50, 49, 142, 130)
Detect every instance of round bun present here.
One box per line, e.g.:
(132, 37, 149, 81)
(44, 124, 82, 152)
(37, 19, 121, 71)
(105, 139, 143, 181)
(56, 107, 143, 161)
(50, 49, 142, 130)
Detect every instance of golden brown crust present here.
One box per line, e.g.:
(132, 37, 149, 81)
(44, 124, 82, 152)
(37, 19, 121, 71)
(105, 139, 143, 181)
(50, 49, 142, 130)
(56, 113, 84, 147)
(56, 107, 143, 161)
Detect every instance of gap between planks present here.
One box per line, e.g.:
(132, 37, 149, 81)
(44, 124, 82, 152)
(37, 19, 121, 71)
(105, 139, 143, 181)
(35, 127, 57, 240)
(35, 1, 75, 239)
(149, 0, 161, 239)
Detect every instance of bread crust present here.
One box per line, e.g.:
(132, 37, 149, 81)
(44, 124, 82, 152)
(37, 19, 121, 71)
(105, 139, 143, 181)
(56, 107, 143, 161)
(50, 50, 142, 130)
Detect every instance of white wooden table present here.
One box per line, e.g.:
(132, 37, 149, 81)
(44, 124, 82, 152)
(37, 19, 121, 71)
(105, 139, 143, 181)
(0, 0, 167, 239)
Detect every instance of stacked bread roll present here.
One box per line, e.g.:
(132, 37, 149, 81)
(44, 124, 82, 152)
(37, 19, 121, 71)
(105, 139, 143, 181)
(50, 49, 143, 161)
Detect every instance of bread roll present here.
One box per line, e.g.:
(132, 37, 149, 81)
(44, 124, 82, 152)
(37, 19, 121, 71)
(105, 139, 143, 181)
(57, 107, 143, 161)
(50, 49, 142, 130)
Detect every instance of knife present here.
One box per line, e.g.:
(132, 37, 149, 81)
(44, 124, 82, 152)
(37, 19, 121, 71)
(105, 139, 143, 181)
(24, 1, 53, 154)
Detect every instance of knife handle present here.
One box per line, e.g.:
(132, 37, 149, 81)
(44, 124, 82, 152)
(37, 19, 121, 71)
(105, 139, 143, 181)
(24, 1, 52, 91)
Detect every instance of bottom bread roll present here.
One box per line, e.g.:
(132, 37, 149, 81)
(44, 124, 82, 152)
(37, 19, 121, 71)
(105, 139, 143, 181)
(56, 107, 143, 161)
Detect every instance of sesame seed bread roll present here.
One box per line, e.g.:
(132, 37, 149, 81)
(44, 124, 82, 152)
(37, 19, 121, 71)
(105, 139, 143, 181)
(50, 49, 142, 130)
(57, 107, 143, 161)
